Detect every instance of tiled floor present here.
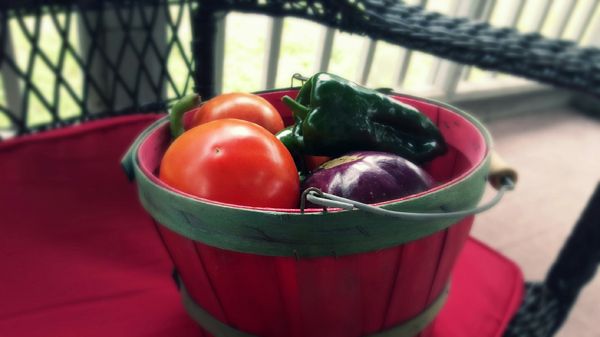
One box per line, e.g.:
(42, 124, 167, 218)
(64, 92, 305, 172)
(467, 107, 600, 337)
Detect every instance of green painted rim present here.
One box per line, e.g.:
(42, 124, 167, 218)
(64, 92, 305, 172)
(122, 94, 493, 258)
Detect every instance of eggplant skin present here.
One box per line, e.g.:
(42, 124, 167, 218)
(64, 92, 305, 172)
(302, 151, 435, 204)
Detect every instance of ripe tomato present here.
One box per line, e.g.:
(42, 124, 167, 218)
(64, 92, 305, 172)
(189, 92, 285, 134)
(159, 119, 299, 209)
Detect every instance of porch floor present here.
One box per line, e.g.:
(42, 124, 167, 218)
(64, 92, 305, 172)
(468, 106, 600, 337)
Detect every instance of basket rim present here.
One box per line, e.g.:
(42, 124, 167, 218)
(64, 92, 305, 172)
(131, 90, 493, 215)
(134, 87, 493, 214)
(121, 90, 494, 257)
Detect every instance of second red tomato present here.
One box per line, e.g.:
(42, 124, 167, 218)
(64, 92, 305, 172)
(190, 92, 285, 134)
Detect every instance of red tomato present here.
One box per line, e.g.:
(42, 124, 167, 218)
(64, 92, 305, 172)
(159, 119, 299, 209)
(189, 92, 284, 134)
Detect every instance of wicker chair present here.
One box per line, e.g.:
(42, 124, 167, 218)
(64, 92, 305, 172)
(1, 1, 599, 337)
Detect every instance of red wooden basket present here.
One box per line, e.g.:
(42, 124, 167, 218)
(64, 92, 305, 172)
(122, 89, 504, 337)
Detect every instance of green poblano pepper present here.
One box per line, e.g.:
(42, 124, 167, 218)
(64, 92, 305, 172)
(278, 72, 447, 164)
(276, 125, 305, 168)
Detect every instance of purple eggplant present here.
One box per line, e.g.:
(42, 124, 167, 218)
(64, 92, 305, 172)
(302, 151, 435, 205)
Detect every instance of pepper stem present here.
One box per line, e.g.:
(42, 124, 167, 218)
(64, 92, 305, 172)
(282, 95, 310, 120)
(170, 93, 201, 139)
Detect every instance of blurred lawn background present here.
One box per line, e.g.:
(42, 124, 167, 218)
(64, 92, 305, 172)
(1, 0, 598, 128)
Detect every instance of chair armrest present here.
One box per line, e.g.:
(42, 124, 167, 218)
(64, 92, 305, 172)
(206, 0, 600, 97)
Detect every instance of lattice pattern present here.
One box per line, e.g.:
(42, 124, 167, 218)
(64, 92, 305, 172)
(504, 283, 561, 337)
(4, 0, 600, 135)
(0, 0, 194, 135)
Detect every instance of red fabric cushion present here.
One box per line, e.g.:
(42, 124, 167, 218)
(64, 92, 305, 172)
(433, 239, 524, 337)
(0, 116, 523, 337)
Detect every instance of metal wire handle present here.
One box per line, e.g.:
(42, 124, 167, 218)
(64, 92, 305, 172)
(290, 73, 309, 87)
(301, 177, 515, 220)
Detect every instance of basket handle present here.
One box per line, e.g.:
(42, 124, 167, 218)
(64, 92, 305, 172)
(302, 151, 517, 220)
(488, 151, 518, 190)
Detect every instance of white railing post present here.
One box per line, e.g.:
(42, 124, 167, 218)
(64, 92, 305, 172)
(575, 0, 600, 42)
(213, 12, 226, 95)
(357, 39, 377, 85)
(1, 15, 23, 121)
(534, 0, 554, 33)
(263, 17, 283, 89)
(462, 0, 496, 81)
(584, 4, 600, 46)
(555, 0, 578, 38)
(395, 0, 429, 88)
(489, 0, 526, 78)
(315, 27, 335, 73)
(433, 0, 488, 99)
(509, 0, 527, 30)
(427, 0, 464, 86)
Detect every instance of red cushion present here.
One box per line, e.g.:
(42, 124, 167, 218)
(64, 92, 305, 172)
(0, 116, 523, 337)
(432, 239, 524, 337)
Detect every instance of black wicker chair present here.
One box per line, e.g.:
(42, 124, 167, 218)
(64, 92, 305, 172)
(1, 1, 599, 336)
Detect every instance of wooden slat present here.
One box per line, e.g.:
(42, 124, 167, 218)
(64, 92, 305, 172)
(575, 0, 600, 42)
(585, 6, 600, 46)
(509, 0, 527, 28)
(427, 0, 463, 86)
(357, 39, 377, 84)
(489, 0, 527, 78)
(556, 0, 578, 38)
(462, 0, 496, 81)
(534, 0, 555, 32)
(1, 15, 23, 121)
(433, 0, 489, 98)
(213, 12, 226, 95)
(434, 64, 464, 99)
(263, 17, 283, 89)
(395, 48, 411, 87)
(315, 27, 335, 73)
(395, 0, 428, 87)
(480, 0, 497, 22)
